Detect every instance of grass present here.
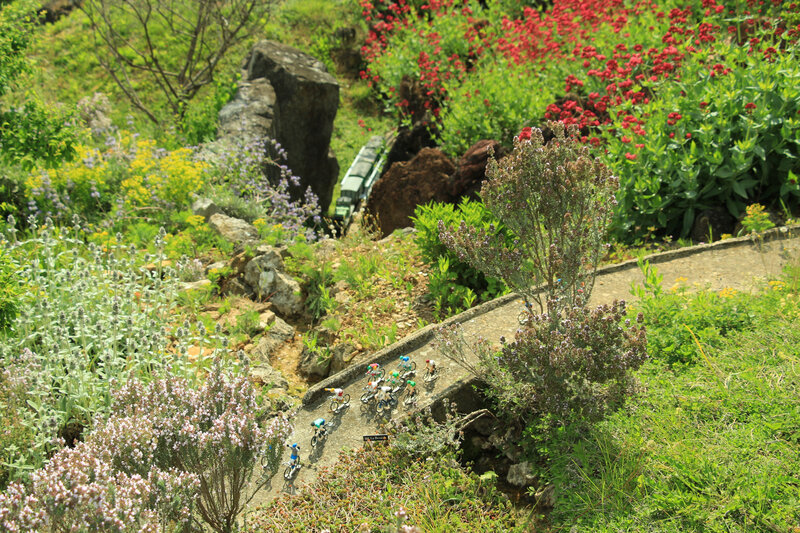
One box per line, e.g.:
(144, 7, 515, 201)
(245, 445, 524, 532)
(543, 258, 800, 532)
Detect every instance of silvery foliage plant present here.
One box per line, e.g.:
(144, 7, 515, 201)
(0, 216, 217, 480)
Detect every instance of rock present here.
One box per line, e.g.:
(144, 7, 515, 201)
(180, 279, 212, 292)
(244, 247, 285, 289)
(299, 345, 332, 378)
(243, 248, 303, 315)
(259, 310, 276, 330)
(367, 148, 456, 237)
(223, 277, 253, 297)
(507, 462, 536, 488)
(250, 362, 289, 390)
(329, 342, 356, 375)
(219, 40, 340, 213)
(218, 78, 278, 140)
(382, 120, 437, 173)
(448, 140, 506, 201)
(269, 273, 303, 316)
(228, 252, 248, 275)
(377, 226, 416, 244)
(208, 213, 259, 248)
(691, 207, 737, 242)
(535, 484, 556, 508)
(40, 0, 81, 24)
(251, 316, 295, 359)
(192, 198, 223, 221)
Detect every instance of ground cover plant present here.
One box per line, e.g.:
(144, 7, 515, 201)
(245, 444, 523, 532)
(542, 259, 800, 531)
(286, 223, 436, 356)
(0, 219, 224, 487)
(360, 0, 800, 241)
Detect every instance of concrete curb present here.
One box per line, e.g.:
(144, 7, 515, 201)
(302, 223, 800, 407)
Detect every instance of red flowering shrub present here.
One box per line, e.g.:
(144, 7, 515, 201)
(361, 0, 800, 240)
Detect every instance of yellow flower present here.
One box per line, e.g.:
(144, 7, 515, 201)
(718, 287, 737, 298)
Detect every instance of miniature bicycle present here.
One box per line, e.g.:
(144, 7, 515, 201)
(397, 355, 416, 379)
(517, 301, 533, 325)
(402, 380, 418, 407)
(365, 362, 385, 381)
(423, 359, 439, 382)
(326, 388, 351, 413)
(310, 418, 334, 448)
(375, 386, 397, 414)
(387, 370, 405, 393)
(360, 380, 382, 404)
(283, 444, 301, 480)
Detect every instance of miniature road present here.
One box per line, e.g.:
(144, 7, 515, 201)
(250, 228, 800, 508)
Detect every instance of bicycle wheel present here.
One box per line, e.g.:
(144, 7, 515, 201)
(284, 466, 293, 480)
(330, 399, 339, 412)
(378, 368, 386, 380)
(343, 394, 350, 405)
(360, 392, 372, 404)
(311, 435, 318, 448)
(517, 311, 529, 325)
(410, 361, 417, 371)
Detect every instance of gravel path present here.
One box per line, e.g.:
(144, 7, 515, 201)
(249, 226, 800, 509)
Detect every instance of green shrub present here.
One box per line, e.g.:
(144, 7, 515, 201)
(0, 244, 20, 332)
(0, 221, 214, 480)
(436, 124, 647, 427)
(438, 55, 561, 158)
(631, 260, 762, 366)
(247, 445, 523, 532)
(606, 41, 800, 240)
(412, 198, 509, 317)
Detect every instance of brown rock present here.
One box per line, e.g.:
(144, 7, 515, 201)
(367, 148, 455, 237)
(448, 140, 505, 201)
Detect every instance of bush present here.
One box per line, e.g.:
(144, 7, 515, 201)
(439, 124, 616, 316)
(630, 259, 761, 366)
(362, 0, 800, 242)
(412, 198, 509, 317)
(436, 124, 647, 427)
(0, 243, 20, 332)
(208, 136, 321, 243)
(24, 130, 210, 225)
(247, 444, 522, 532)
(0, 220, 209, 480)
(606, 38, 800, 239)
(0, 363, 293, 532)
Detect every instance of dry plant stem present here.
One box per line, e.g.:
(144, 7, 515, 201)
(81, 0, 274, 122)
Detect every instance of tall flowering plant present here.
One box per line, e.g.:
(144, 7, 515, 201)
(0, 360, 294, 533)
(436, 124, 646, 427)
(439, 123, 617, 318)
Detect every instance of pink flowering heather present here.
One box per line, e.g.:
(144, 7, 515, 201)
(0, 362, 293, 533)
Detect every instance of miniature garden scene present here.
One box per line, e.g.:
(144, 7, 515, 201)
(1, 0, 799, 531)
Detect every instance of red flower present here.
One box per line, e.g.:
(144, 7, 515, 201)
(625, 152, 637, 160)
(685, 133, 692, 138)
(621, 136, 631, 143)
(745, 102, 757, 110)
(518, 127, 533, 141)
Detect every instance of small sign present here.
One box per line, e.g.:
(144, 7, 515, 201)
(363, 434, 389, 442)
